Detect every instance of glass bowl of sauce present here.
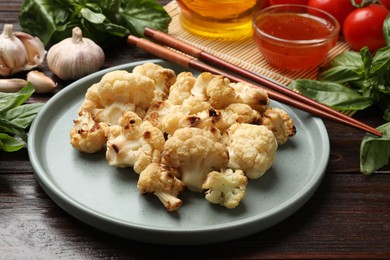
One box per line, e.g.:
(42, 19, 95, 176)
(252, 4, 340, 70)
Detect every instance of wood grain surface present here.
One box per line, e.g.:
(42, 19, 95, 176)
(1, 1, 390, 259)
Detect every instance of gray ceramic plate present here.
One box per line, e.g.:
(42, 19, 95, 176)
(28, 59, 329, 245)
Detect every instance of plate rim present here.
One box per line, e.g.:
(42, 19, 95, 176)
(28, 59, 329, 245)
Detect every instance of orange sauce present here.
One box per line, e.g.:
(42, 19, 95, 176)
(178, 0, 262, 39)
(253, 12, 338, 70)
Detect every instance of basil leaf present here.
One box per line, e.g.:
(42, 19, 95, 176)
(328, 51, 363, 67)
(318, 51, 364, 83)
(0, 84, 43, 152)
(360, 46, 372, 79)
(360, 122, 390, 175)
(20, 0, 172, 47)
(19, 0, 73, 46)
(0, 83, 35, 113)
(371, 46, 390, 74)
(318, 66, 364, 83)
(384, 14, 390, 45)
(0, 133, 26, 152)
(0, 118, 25, 136)
(80, 7, 106, 24)
(120, 0, 172, 37)
(3, 103, 44, 129)
(289, 79, 374, 110)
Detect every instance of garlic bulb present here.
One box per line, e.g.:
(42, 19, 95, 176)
(0, 24, 46, 77)
(47, 27, 105, 81)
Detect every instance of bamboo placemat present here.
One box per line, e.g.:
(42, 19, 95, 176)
(164, 1, 351, 86)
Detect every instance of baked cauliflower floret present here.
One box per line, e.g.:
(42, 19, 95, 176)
(105, 111, 165, 174)
(70, 110, 108, 153)
(179, 103, 262, 134)
(261, 107, 296, 145)
(168, 72, 196, 105)
(224, 123, 278, 179)
(162, 127, 229, 192)
(137, 163, 185, 212)
(144, 100, 190, 136)
(80, 70, 156, 125)
(230, 81, 269, 113)
(202, 168, 248, 209)
(133, 62, 176, 102)
(191, 72, 237, 109)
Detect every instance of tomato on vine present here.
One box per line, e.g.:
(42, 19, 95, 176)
(307, 0, 362, 28)
(380, 0, 390, 10)
(343, 4, 389, 51)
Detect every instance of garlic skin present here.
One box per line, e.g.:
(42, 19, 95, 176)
(47, 27, 105, 81)
(27, 70, 57, 94)
(0, 24, 46, 77)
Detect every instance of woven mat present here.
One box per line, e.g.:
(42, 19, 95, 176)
(164, 1, 351, 86)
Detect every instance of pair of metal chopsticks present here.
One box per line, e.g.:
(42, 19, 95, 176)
(127, 28, 382, 137)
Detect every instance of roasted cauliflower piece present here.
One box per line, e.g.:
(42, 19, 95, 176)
(162, 127, 229, 192)
(261, 107, 296, 144)
(137, 163, 185, 212)
(69, 109, 107, 153)
(133, 62, 176, 102)
(224, 123, 278, 179)
(230, 81, 269, 113)
(167, 72, 195, 105)
(105, 111, 165, 174)
(202, 168, 248, 209)
(191, 72, 237, 109)
(80, 70, 156, 125)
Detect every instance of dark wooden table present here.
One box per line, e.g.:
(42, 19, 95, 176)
(2, 1, 390, 259)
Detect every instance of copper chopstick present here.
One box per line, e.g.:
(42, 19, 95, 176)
(127, 34, 382, 137)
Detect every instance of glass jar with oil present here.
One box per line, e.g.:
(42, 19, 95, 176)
(177, 0, 265, 39)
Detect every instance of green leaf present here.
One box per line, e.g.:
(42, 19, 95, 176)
(288, 79, 374, 111)
(20, 0, 172, 47)
(318, 51, 364, 83)
(3, 103, 44, 129)
(80, 7, 106, 24)
(0, 133, 26, 152)
(0, 83, 35, 114)
(0, 83, 43, 153)
(360, 122, 390, 175)
(19, 0, 74, 45)
(360, 47, 372, 79)
(119, 0, 172, 37)
(328, 51, 363, 67)
(384, 14, 390, 45)
(318, 66, 364, 83)
(370, 46, 390, 74)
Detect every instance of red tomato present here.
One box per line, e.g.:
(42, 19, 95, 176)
(270, 0, 309, 5)
(308, 0, 362, 29)
(380, 0, 390, 10)
(343, 4, 389, 51)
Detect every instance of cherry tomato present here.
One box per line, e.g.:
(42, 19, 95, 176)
(308, 0, 362, 29)
(343, 4, 389, 51)
(270, 0, 309, 5)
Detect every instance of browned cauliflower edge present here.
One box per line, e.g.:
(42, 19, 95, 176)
(137, 163, 185, 212)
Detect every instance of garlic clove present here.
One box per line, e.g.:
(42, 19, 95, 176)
(15, 31, 46, 67)
(47, 27, 105, 81)
(27, 70, 57, 94)
(0, 78, 28, 93)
